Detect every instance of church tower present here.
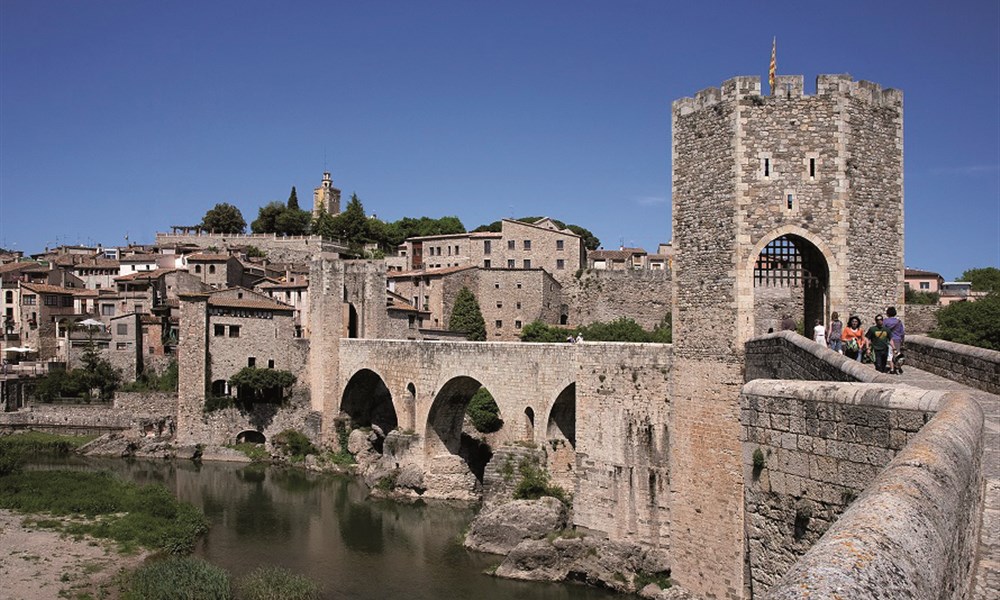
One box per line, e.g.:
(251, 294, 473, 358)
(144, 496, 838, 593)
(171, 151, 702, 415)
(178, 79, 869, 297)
(312, 171, 342, 219)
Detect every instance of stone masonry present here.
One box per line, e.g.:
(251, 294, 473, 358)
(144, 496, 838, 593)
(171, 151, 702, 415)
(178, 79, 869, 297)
(670, 74, 903, 600)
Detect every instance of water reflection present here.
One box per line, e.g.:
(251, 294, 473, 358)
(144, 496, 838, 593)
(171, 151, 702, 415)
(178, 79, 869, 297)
(30, 457, 615, 600)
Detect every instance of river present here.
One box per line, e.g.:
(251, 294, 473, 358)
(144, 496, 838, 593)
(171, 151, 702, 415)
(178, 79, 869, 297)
(34, 456, 616, 600)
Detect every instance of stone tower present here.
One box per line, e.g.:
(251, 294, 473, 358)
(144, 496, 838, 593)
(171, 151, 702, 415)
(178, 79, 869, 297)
(668, 74, 903, 599)
(312, 171, 342, 219)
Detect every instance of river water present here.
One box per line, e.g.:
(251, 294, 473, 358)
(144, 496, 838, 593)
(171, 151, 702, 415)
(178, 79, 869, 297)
(36, 457, 616, 600)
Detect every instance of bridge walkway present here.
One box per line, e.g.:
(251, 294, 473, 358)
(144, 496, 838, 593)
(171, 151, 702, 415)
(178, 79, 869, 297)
(892, 366, 998, 600)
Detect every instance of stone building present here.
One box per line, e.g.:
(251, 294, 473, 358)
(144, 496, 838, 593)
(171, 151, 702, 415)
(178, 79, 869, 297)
(476, 268, 562, 340)
(387, 265, 479, 332)
(399, 218, 585, 287)
(669, 74, 903, 599)
(184, 252, 244, 289)
(312, 171, 342, 219)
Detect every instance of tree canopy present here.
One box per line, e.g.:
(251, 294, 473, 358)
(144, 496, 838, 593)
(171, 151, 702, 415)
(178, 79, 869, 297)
(287, 186, 299, 210)
(472, 216, 600, 251)
(251, 200, 311, 236)
(930, 292, 1000, 351)
(959, 267, 1000, 294)
(201, 203, 246, 234)
(448, 287, 486, 341)
(383, 216, 466, 248)
(520, 315, 671, 344)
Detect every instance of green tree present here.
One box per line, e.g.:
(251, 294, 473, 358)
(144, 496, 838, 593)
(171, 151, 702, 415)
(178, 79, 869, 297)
(314, 194, 371, 253)
(251, 201, 286, 234)
(449, 287, 486, 341)
(466, 387, 503, 433)
(905, 287, 939, 305)
(201, 203, 246, 234)
(930, 293, 1000, 350)
(229, 367, 297, 405)
(959, 267, 1000, 293)
(275, 207, 311, 236)
(78, 342, 121, 399)
(287, 186, 299, 210)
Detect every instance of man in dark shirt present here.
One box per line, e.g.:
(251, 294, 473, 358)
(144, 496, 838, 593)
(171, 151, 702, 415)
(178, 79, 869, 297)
(865, 315, 892, 373)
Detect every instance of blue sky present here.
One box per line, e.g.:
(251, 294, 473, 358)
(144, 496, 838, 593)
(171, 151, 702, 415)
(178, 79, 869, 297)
(1, 1, 997, 280)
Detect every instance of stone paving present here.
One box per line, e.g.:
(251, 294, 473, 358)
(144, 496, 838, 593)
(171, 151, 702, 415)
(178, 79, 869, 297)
(892, 366, 999, 600)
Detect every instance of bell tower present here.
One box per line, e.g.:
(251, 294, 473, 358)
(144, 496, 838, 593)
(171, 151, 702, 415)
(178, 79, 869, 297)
(312, 171, 342, 219)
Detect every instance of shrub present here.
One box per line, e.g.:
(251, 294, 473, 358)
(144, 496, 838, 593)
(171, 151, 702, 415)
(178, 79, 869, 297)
(466, 388, 503, 433)
(229, 367, 297, 405)
(512, 458, 569, 505)
(121, 556, 231, 600)
(272, 430, 317, 458)
(122, 361, 178, 393)
(930, 293, 1000, 350)
(234, 566, 321, 600)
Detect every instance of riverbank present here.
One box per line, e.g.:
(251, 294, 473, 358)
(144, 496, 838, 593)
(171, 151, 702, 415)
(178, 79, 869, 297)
(0, 509, 149, 600)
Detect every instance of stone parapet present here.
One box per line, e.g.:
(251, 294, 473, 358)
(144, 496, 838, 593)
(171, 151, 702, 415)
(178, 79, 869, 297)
(906, 334, 1000, 395)
(745, 330, 895, 384)
(761, 389, 984, 599)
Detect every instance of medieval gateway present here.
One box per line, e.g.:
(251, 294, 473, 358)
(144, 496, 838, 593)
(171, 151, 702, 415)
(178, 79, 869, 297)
(6, 74, 997, 600)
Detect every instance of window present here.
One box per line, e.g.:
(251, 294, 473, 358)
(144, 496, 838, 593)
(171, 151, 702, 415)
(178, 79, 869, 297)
(117, 324, 129, 335)
(4, 291, 11, 303)
(214, 324, 225, 337)
(523, 240, 531, 250)
(920, 282, 930, 290)
(556, 259, 565, 270)
(496, 301, 503, 308)
(101, 304, 115, 316)
(494, 282, 500, 289)
(62, 296, 73, 307)
(763, 158, 771, 177)
(484, 240, 491, 254)
(454, 245, 459, 254)
(556, 240, 564, 251)
(495, 320, 502, 328)
(516, 301, 522, 309)
(209, 265, 216, 274)
(268, 359, 275, 369)
(44, 295, 58, 306)
(516, 282, 522, 289)
(507, 259, 515, 268)
(515, 320, 522, 329)
(786, 194, 794, 210)
(447, 246, 452, 256)
(134, 304, 142, 313)
(507, 240, 515, 250)
(809, 158, 816, 178)
(484, 259, 491, 268)
(229, 325, 241, 338)
(248, 357, 256, 367)
(23, 295, 36, 306)
(195, 265, 202, 273)
(117, 342, 128, 350)
(523, 259, 531, 269)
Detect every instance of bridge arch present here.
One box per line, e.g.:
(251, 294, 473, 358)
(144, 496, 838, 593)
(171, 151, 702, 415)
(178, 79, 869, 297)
(425, 376, 503, 483)
(745, 227, 839, 338)
(341, 368, 398, 436)
(236, 429, 265, 444)
(544, 382, 576, 489)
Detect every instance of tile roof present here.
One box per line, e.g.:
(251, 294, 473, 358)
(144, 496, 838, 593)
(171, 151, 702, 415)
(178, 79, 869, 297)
(114, 268, 177, 282)
(20, 282, 75, 295)
(207, 296, 295, 311)
(386, 265, 478, 279)
(119, 254, 158, 262)
(186, 253, 233, 262)
(905, 268, 943, 278)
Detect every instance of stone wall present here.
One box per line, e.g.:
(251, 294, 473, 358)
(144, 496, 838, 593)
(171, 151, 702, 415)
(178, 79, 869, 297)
(114, 391, 176, 413)
(905, 334, 1000, 395)
(477, 269, 562, 340)
(0, 400, 175, 437)
(155, 232, 344, 263)
(904, 303, 939, 334)
(762, 390, 983, 600)
(178, 403, 321, 448)
(573, 342, 671, 557)
(745, 330, 895, 384)
(343, 260, 390, 338)
(563, 269, 670, 330)
(741, 380, 944, 595)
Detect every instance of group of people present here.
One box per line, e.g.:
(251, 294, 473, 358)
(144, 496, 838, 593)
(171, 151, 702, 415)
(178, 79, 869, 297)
(810, 308, 905, 374)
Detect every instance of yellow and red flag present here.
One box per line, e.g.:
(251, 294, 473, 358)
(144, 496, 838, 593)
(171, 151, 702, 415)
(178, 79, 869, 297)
(769, 38, 777, 94)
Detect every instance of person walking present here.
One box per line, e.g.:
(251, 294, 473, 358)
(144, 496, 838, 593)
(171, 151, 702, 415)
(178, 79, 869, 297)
(827, 312, 844, 354)
(883, 306, 905, 374)
(841, 315, 866, 362)
(812, 319, 826, 345)
(865, 315, 892, 373)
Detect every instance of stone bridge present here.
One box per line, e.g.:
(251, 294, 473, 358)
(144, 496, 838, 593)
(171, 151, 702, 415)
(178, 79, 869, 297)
(332, 338, 673, 542)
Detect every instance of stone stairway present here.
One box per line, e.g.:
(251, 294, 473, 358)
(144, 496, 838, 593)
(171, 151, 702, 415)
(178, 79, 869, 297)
(892, 366, 998, 600)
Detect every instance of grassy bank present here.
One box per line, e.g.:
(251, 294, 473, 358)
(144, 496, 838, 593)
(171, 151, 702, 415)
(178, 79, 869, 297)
(0, 430, 99, 454)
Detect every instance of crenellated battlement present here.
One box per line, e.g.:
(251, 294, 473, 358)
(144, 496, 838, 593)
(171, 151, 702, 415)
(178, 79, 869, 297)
(672, 74, 902, 115)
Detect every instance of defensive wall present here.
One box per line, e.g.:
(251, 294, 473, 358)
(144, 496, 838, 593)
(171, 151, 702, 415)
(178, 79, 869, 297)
(155, 232, 345, 263)
(905, 334, 1000, 395)
(0, 391, 176, 437)
(564, 269, 671, 330)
